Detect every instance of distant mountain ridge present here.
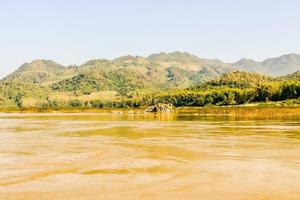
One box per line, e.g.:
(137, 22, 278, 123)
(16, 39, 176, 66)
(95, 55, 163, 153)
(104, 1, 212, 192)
(232, 53, 300, 76)
(3, 52, 300, 84)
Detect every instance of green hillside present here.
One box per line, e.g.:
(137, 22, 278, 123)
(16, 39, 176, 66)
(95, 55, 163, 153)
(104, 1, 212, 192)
(201, 71, 274, 88)
(3, 59, 77, 85)
(1, 52, 300, 110)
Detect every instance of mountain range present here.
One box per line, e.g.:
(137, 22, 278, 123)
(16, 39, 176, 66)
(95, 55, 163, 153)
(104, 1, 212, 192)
(1, 51, 300, 107)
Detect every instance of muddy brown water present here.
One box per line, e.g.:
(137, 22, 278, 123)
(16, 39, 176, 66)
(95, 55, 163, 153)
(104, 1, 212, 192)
(0, 111, 300, 200)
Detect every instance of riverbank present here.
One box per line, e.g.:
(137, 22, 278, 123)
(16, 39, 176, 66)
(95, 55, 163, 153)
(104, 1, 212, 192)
(1, 103, 300, 116)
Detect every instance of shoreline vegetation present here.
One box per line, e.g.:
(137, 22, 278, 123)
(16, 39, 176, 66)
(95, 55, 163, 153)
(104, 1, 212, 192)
(1, 102, 300, 116)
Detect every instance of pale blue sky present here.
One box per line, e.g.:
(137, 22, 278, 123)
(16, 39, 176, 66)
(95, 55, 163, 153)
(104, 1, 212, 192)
(1, 0, 300, 78)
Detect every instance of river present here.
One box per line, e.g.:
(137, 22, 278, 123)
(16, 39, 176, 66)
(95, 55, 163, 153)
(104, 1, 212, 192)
(0, 111, 300, 200)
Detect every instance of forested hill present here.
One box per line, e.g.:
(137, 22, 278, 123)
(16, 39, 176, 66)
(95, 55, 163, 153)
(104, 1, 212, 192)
(149, 71, 300, 107)
(1, 52, 300, 109)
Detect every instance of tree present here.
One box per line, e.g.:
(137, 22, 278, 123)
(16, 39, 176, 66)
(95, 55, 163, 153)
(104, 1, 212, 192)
(14, 93, 23, 108)
(68, 100, 83, 108)
(255, 84, 277, 102)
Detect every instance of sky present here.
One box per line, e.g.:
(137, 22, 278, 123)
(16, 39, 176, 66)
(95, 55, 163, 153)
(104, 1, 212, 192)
(1, 0, 300, 78)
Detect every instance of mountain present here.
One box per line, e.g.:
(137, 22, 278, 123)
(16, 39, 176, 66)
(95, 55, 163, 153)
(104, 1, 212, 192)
(148, 51, 227, 70)
(3, 59, 78, 85)
(262, 54, 300, 76)
(231, 59, 263, 73)
(49, 52, 231, 94)
(1, 51, 300, 108)
(232, 54, 300, 76)
(0, 52, 231, 107)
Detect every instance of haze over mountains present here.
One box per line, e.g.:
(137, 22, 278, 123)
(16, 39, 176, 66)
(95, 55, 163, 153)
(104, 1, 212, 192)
(232, 53, 300, 76)
(0, 51, 300, 107)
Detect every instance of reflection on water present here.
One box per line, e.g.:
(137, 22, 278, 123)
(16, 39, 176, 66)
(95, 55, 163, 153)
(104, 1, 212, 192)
(0, 112, 300, 200)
